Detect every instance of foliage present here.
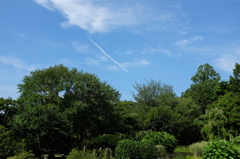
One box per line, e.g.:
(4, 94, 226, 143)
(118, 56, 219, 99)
(0, 98, 17, 128)
(210, 92, 240, 137)
(232, 136, 240, 145)
(228, 63, 240, 92)
(132, 79, 175, 109)
(66, 148, 113, 159)
(0, 125, 15, 158)
(189, 141, 207, 157)
(12, 65, 121, 157)
(172, 156, 202, 159)
(87, 133, 131, 150)
(115, 139, 159, 159)
(142, 131, 177, 154)
(174, 146, 191, 153)
(203, 140, 240, 159)
(195, 108, 228, 141)
(11, 104, 71, 158)
(134, 130, 153, 141)
(182, 63, 220, 114)
(7, 151, 35, 159)
(114, 139, 136, 159)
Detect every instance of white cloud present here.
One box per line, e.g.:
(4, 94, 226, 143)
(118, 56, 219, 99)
(176, 36, 204, 48)
(122, 59, 150, 68)
(72, 42, 91, 53)
(213, 49, 240, 73)
(34, 0, 139, 33)
(34, 0, 180, 33)
(143, 46, 181, 57)
(0, 55, 36, 71)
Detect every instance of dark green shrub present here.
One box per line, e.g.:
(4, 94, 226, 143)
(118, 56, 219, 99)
(115, 139, 136, 159)
(115, 139, 159, 159)
(134, 130, 153, 141)
(142, 131, 177, 154)
(136, 140, 158, 159)
(203, 140, 240, 159)
(87, 133, 130, 150)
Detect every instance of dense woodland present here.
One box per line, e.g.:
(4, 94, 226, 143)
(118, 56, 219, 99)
(0, 63, 240, 158)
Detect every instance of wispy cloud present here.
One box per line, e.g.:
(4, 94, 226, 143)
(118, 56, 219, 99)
(143, 46, 181, 57)
(33, 0, 181, 33)
(72, 41, 91, 53)
(34, 0, 140, 33)
(213, 49, 240, 73)
(176, 36, 204, 48)
(122, 59, 150, 68)
(0, 55, 36, 71)
(87, 35, 128, 73)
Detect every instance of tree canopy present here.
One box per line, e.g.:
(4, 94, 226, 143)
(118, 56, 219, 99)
(1, 63, 240, 158)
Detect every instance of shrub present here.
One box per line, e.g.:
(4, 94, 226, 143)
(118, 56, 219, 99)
(115, 139, 159, 159)
(232, 136, 240, 145)
(134, 130, 153, 141)
(189, 141, 207, 157)
(203, 140, 240, 159)
(7, 151, 35, 159)
(142, 131, 177, 154)
(136, 140, 158, 159)
(115, 139, 136, 159)
(155, 145, 168, 158)
(87, 133, 130, 150)
(67, 148, 113, 159)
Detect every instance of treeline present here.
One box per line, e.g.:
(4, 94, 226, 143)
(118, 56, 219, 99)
(0, 63, 239, 158)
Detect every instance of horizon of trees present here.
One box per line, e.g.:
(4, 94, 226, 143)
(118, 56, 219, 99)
(0, 63, 239, 158)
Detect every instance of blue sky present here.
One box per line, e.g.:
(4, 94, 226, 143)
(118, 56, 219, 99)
(1, 0, 240, 101)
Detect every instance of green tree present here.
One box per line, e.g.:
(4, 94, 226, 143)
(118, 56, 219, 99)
(183, 63, 220, 114)
(132, 79, 175, 109)
(0, 125, 15, 158)
(195, 107, 228, 141)
(14, 65, 121, 157)
(210, 92, 240, 137)
(229, 63, 240, 92)
(12, 104, 70, 159)
(0, 98, 17, 128)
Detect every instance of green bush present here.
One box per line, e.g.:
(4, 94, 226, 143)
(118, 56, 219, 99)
(203, 140, 240, 159)
(189, 141, 207, 157)
(67, 148, 113, 159)
(136, 140, 158, 159)
(232, 136, 240, 145)
(114, 139, 136, 159)
(87, 133, 130, 150)
(142, 131, 177, 154)
(115, 139, 159, 159)
(7, 151, 35, 159)
(134, 130, 153, 141)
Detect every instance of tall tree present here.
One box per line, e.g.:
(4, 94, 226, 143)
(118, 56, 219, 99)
(182, 63, 220, 113)
(13, 65, 121, 158)
(0, 98, 17, 128)
(132, 79, 175, 109)
(210, 92, 240, 137)
(228, 63, 240, 92)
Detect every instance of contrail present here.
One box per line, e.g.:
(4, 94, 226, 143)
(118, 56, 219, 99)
(87, 35, 128, 73)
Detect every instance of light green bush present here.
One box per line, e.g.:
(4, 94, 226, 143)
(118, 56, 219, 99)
(142, 131, 177, 154)
(203, 140, 240, 159)
(189, 141, 207, 157)
(67, 148, 113, 159)
(7, 151, 35, 159)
